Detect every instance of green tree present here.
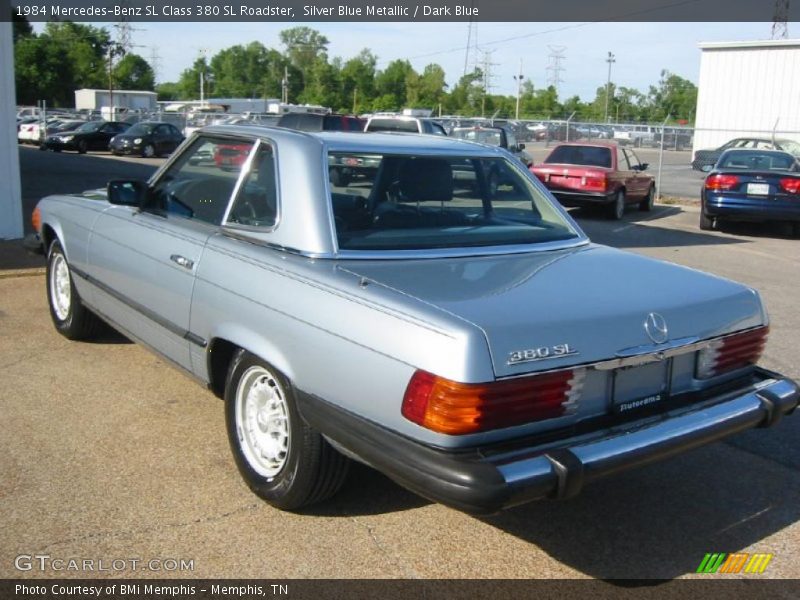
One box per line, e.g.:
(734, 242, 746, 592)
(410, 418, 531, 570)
(647, 70, 697, 122)
(176, 57, 209, 100)
(406, 63, 447, 109)
(375, 59, 415, 110)
(279, 26, 329, 93)
(113, 54, 155, 91)
(339, 49, 377, 113)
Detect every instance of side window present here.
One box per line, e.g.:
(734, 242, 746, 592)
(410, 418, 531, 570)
(147, 136, 255, 225)
(624, 149, 640, 169)
(226, 144, 278, 228)
(616, 147, 629, 170)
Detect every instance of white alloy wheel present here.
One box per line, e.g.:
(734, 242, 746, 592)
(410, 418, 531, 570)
(235, 365, 290, 478)
(49, 253, 72, 321)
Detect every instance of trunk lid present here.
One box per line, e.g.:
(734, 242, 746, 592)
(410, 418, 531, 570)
(341, 245, 764, 378)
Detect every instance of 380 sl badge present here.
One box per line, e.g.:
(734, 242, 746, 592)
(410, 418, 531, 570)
(507, 343, 579, 365)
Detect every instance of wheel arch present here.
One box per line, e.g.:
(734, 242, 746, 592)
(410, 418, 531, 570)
(206, 328, 297, 400)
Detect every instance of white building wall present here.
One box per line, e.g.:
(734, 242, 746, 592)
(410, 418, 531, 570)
(694, 40, 800, 156)
(1, 22, 23, 240)
(74, 89, 158, 110)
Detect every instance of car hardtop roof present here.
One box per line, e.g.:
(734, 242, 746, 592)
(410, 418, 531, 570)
(200, 124, 506, 157)
(720, 147, 795, 157)
(550, 140, 620, 148)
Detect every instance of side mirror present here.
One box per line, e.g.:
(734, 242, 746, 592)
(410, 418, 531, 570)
(108, 180, 149, 207)
(516, 143, 526, 152)
(701, 164, 713, 173)
(639, 163, 649, 171)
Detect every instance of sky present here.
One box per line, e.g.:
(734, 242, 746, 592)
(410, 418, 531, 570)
(34, 21, 788, 101)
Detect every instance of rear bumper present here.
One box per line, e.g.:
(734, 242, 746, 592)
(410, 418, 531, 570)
(297, 368, 798, 514)
(549, 190, 616, 207)
(705, 195, 800, 223)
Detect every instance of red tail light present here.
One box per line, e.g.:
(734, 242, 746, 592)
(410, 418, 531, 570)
(705, 174, 740, 191)
(401, 368, 584, 435)
(696, 326, 768, 380)
(581, 176, 607, 192)
(779, 177, 800, 194)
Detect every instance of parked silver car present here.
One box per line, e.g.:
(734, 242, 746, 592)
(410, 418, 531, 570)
(31, 126, 798, 514)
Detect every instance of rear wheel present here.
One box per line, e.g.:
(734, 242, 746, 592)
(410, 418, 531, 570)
(607, 189, 625, 220)
(46, 240, 102, 340)
(639, 186, 655, 211)
(699, 209, 714, 231)
(224, 350, 350, 510)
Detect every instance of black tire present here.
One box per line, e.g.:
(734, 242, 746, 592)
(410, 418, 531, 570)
(639, 185, 655, 211)
(46, 240, 102, 340)
(699, 209, 714, 231)
(607, 189, 626, 220)
(142, 143, 156, 158)
(791, 222, 800, 238)
(224, 350, 350, 511)
(77, 140, 88, 154)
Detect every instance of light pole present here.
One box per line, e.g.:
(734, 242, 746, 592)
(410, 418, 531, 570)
(513, 59, 524, 120)
(604, 51, 615, 123)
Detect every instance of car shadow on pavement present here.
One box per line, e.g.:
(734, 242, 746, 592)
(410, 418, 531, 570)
(479, 435, 800, 581)
(304, 462, 431, 516)
(583, 222, 746, 250)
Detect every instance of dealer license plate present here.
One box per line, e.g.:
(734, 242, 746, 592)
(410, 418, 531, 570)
(612, 360, 669, 415)
(747, 183, 770, 196)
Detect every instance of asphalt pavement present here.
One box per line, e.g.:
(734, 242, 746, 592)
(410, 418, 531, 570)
(2, 147, 799, 581)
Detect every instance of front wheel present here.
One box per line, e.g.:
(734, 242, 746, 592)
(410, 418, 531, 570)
(77, 140, 88, 154)
(224, 351, 350, 511)
(142, 143, 156, 158)
(46, 240, 101, 340)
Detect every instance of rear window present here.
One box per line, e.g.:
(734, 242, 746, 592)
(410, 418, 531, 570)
(718, 151, 797, 171)
(367, 119, 419, 133)
(328, 152, 579, 251)
(545, 145, 612, 168)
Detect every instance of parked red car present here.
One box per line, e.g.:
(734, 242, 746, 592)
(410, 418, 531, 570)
(530, 142, 655, 219)
(214, 143, 251, 170)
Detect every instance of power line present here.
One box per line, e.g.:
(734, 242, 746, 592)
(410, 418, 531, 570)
(546, 46, 566, 93)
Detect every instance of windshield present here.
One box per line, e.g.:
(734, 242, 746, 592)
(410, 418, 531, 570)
(76, 121, 103, 133)
(451, 128, 503, 147)
(126, 123, 155, 135)
(545, 145, 612, 168)
(328, 152, 580, 251)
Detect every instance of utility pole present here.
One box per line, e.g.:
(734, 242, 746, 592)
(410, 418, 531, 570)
(513, 59, 524, 120)
(352, 87, 357, 114)
(282, 66, 289, 104)
(772, 0, 789, 39)
(604, 51, 616, 123)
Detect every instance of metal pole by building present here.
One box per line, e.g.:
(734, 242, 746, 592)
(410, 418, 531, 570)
(514, 59, 524, 120)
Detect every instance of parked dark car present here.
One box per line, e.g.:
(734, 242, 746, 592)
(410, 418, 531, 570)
(699, 148, 800, 236)
(109, 121, 185, 158)
(530, 142, 655, 220)
(653, 127, 693, 150)
(277, 112, 365, 132)
(42, 121, 130, 153)
(692, 137, 800, 171)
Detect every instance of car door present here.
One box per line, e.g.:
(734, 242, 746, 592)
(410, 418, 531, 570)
(623, 148, 649, 199)
(86, 134, 256, 370)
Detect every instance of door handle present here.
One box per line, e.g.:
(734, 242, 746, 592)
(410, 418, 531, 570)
(170, 254, 194, 270)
